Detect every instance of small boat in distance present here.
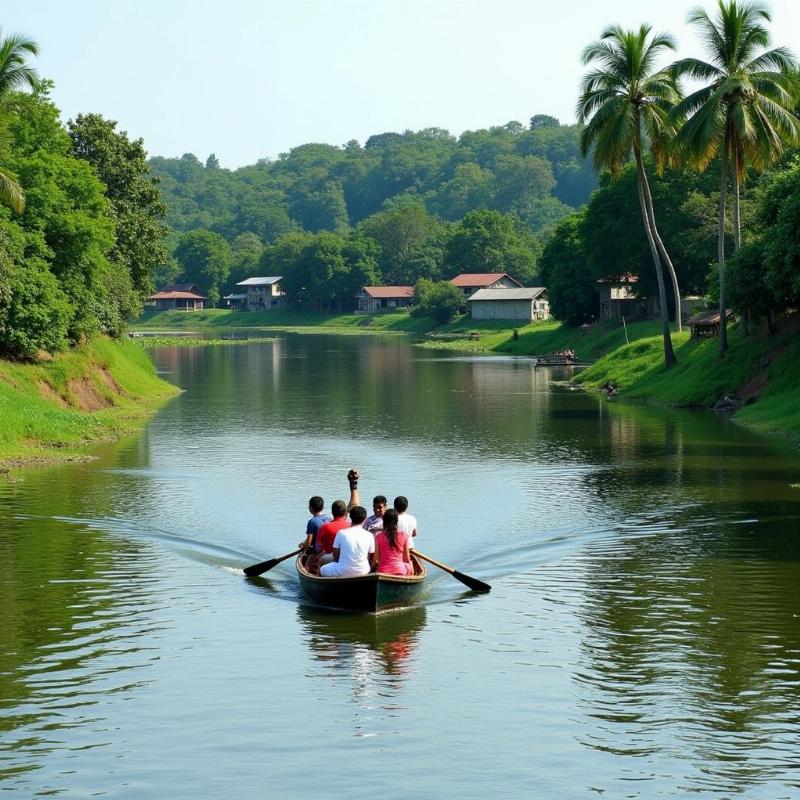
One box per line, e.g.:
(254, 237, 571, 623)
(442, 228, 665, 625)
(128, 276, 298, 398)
(534, 350, 590, 367)
(296, 553, 427, 613)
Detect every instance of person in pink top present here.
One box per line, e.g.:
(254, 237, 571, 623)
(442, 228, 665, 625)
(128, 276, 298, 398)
(371, 509, 413, 576)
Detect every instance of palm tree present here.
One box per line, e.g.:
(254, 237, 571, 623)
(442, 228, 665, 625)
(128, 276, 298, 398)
(0, 30, 41, 213)
(671, 1, 800, 356)
(578, 24, 682, 366)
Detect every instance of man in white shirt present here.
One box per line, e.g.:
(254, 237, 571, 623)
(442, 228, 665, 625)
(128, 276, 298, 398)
(394, 495, 417, 550)
(319, 505, 375, 577)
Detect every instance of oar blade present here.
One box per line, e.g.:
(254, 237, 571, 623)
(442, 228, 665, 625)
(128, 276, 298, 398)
(453, 570, 491, 593)
(243, 558, 279, 577)
(243, 548, 302, 577)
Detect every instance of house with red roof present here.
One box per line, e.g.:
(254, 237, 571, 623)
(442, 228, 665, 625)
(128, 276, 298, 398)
(356, 286, 415, 313)
(449, 272, 522, 298)
(147, 283, 207, 311)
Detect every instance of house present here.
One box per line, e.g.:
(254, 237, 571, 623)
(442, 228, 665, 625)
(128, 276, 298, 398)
(236, 277, 283, 312)
(597, 275, 656, 320)
(147, 283, 206, 311)
(468, 288, 550, 321)
(450, 272, 522, 298)
(222, 292, 248, 311)
(356, 286, 415, 313)
(686, 309, 734, 338)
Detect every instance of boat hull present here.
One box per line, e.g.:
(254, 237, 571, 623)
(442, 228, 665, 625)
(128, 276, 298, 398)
(296, 555, 426, 613)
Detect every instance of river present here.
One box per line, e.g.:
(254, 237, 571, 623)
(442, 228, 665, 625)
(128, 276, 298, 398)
(1, 334, 799, 799)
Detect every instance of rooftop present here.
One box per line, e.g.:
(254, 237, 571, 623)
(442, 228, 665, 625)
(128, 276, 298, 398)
(450, 272, 521, 287)
(469, 287, 547, 301)
(148, 290, 207, 300)
(360, 286, 415, 298)
(236, 276, 282, 286)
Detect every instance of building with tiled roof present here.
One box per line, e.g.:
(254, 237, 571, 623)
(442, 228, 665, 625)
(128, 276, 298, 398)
(449, 273, 522, 297)
(356, 286, 415, 313)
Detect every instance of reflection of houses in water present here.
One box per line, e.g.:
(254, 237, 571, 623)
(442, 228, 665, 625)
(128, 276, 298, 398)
(462, 359, 553, 416)
(297, 605, 427, 706)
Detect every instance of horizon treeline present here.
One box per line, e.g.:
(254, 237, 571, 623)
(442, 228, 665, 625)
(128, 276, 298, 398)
(148, 117, 597, 302)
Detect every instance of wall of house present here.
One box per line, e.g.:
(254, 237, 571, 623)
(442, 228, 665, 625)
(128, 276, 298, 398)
(470, 300, 533, 321)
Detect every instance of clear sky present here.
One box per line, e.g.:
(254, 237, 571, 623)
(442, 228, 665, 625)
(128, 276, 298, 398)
(4, 0, 800, 167)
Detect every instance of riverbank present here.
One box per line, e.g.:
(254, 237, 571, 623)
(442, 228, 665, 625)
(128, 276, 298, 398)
(135, 309, 799, 440)
(575, 323, 800, 438)
(0, 337, 180, 473)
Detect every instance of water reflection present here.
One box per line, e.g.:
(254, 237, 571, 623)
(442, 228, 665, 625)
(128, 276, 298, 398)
(298, 605, 427, 688)
(2, 334, 800, 798)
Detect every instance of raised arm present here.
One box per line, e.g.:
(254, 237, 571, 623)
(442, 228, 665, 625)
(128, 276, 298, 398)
(347, 468, 360, 511)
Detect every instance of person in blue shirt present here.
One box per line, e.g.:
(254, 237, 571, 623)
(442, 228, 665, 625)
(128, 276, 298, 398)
(299, 496, 332, 552)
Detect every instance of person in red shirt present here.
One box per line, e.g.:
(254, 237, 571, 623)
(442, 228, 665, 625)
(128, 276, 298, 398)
(309, 500, 349, 571)
(304, 469, 362, 574)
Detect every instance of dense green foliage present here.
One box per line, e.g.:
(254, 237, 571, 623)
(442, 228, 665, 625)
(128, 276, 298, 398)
(412, 278, 466, 323)
(263, 231, 380, 311)
(149, 120, 595, 241)
(173, 229, 232, 305)
(147, 118, 596, 307)
(0, 81, 168, 358)
(67, 113, 169, 301)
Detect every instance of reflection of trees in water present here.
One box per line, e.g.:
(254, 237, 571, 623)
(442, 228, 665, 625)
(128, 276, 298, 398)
(559, 398, 800, 792)
(0, 468, 167, 781)
(154, 335, 611, 463)
(572, 496, 800, 792)
(297, 605, 427, 706)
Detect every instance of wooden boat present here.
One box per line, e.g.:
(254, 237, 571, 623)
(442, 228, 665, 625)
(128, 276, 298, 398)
(296, 553, 427, 613)
(534, 353, 590, 367)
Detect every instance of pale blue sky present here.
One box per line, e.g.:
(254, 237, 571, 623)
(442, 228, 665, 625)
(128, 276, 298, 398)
(4, 0, 800, 167)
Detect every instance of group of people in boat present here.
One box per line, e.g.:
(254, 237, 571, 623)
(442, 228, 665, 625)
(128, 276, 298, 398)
(555, 349, 576, 360)
(300, 469, 417, 579)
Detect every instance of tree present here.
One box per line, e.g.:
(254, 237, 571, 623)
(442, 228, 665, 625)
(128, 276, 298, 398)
(445, 209, 540, 285)
(0, 29, 41, 213)
(67, 113, 169, 307)
(578, 24, 681, 367)
(173, 229, 232, 304)
(277, 231, 378, 311)
(427, 162, 494, 220)
(538, 211, 599, 324)
(492, 154, 556, 226)
(226, 232, 263, 291)
(758, 157, 800, 313)
(530, 114, 561, 130)
(205, 153, 220, 169)
(411, 278, 465, 323)
(358, 202, 449, 283)
(672, 0, 800, 356)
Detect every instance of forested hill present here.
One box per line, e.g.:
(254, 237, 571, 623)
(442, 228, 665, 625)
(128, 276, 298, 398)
(147, 115, 596, 247)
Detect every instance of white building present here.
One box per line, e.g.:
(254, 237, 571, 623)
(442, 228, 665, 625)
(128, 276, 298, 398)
(236, 277, 283, 312)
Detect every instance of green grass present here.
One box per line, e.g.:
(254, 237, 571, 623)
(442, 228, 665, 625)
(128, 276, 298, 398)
(576, 325, 800, 437)
(0, 337, 179, 471)
(736, 337, 800, 437)
(135, 307, 429, 333)
(136, 336, 276, 348)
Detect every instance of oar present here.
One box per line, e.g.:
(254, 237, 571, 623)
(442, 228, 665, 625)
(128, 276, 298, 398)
(412, 550, 491, 593)
(243, 548, 302, 577)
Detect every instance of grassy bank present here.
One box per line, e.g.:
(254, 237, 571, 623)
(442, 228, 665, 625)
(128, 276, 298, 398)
(0, 337, 180, 472)
(576, 325, 800, 438)
(135, 307, 429, 333)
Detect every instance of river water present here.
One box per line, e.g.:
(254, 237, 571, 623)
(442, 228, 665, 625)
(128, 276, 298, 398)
(1, 334, 799, 799)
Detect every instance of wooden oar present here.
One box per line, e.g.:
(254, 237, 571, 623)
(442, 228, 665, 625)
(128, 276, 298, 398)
(243, 548, 302, 577)
(412, 550, 491, 593)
